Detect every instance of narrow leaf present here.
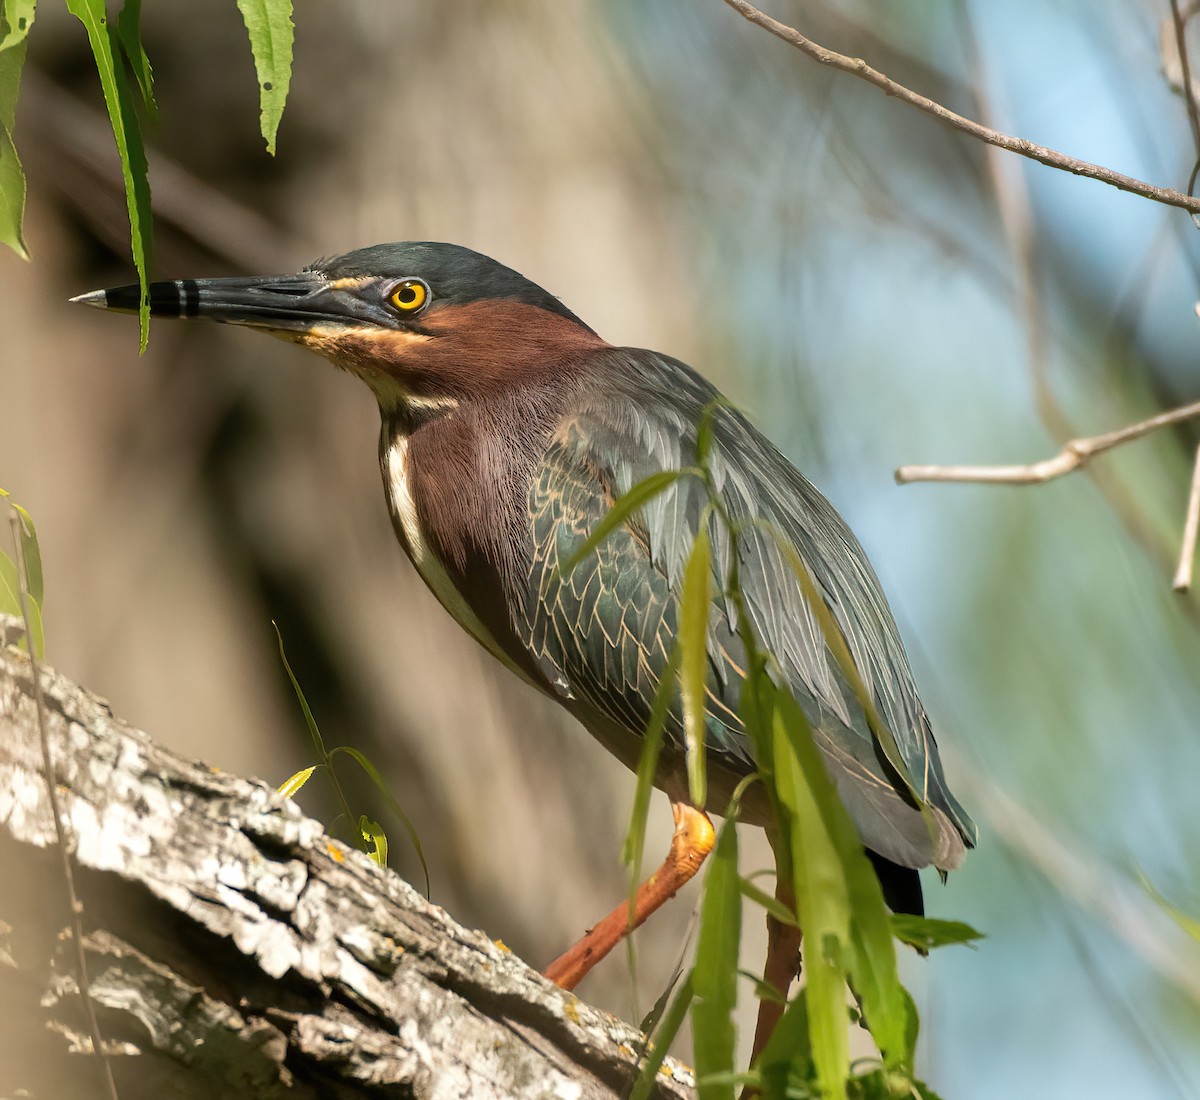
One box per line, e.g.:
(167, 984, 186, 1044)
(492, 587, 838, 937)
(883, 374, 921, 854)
(0, 1, 36, 52)
(330, 744, 430, 896)
(1, 494, 44, 657)
(272, 620, 328, 756)
(0, 550, 21, 620)
(890, 914, 984, 953)
(679, 521, 712, 806)
(0, 22, 28, 258)
(66, 0, 153, 349)
(773, 687, 910, 1071)
(754, 990, 812, 1100)
(115, 0, 156, 118)
(359, 815, 388, 868)
(236, 0, 294, 155)
(5, 505, 41, 608)
(630, 972, 695, 1100)
(738, 876, 799, 928)
(278, 765, 316, 799)
(621, 644, 681, 910)
(771, 694, 849, 1100)
(692, 818, 741, 1099)
(559, 469, 691, 578)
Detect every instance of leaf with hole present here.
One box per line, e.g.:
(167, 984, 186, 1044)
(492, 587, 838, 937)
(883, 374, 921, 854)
(236, 0, 294, 155)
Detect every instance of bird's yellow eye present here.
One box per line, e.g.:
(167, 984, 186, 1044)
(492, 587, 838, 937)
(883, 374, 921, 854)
(389, 279, 429, 314)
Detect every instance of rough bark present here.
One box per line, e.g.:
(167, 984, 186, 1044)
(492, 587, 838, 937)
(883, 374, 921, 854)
(0, 624, 696, 1099)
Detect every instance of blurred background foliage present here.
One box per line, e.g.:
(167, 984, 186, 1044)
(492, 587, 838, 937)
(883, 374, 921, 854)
(3, 1, 1200, 1095)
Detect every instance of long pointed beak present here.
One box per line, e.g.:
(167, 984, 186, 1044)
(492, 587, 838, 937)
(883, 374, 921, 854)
(70, 273, 376, 332)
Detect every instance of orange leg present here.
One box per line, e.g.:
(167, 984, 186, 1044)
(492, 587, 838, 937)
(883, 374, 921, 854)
(543, 802, 715, 990)
(749, 877, 803, 1066)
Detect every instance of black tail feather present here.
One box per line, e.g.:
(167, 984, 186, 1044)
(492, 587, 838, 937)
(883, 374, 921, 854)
(867, 850, 924, 916)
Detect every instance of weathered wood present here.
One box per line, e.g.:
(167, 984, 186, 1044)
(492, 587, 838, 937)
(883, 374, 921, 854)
(0, 628, 696, 1099)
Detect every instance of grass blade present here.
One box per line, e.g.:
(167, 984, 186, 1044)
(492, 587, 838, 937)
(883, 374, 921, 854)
(272, 620, 328, 757)
(236, 0, 294, 155)
(66, 0, 153, 349)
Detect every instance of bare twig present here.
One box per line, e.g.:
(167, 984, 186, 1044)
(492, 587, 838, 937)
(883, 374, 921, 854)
(9, 516, 119, 1100)
(895, 398, 1200, 484)
(1169, 0, 1200, 157)
(720, 0, 1200, 214)
(1173, 443, 1200, 590)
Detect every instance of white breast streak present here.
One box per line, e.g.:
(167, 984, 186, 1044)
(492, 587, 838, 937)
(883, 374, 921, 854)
(384, 437, 540, 689)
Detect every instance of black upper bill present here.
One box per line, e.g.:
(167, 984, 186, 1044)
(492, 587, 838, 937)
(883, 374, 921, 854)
(69, 273, 379, 331)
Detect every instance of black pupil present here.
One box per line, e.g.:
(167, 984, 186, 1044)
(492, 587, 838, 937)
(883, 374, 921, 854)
(399, 285, 417, 305)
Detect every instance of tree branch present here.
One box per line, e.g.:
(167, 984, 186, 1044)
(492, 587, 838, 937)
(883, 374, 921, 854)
(895, 398, 1200, 485)
(720, 0, 1200, 214)
(0, 630, 695, 1099)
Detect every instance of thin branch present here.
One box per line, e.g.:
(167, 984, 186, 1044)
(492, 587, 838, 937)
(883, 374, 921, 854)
(9, 516, 119, 1100)
(720, 0, 1200, 215)
(1173, 443, 1200, 590)
(895, 398, 1200, 484)
(1170, 0, 1200, 157)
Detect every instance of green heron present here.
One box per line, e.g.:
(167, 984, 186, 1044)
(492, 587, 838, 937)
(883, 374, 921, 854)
(73, 242, 975, 1003)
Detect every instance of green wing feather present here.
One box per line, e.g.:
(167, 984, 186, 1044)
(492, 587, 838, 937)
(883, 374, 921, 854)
(518, 349, 975, 871)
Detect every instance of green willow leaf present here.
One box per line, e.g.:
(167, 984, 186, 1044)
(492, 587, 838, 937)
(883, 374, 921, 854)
(0, 0, 36, 51)
(359, 815, 388, 868)
(630, 971, 695, 1100)
(771, 691, 849, 1100)
(1, 488, 41, 604)
(329, 744, 430, 895)
(692, 818, 741, 1099)
(1, 489, 44, 656)
(277, 765, 316, 799)
(755, 989, 812, 1099)
(773, 686, 910, 1073)
(890, 914, 984, 953)
(621, 644, 681, 910)
(737, 876, 799, 928)
(559, 468, 694, 577)
(236, 0, 294, 155)
(679, 520, 712, 806)
(115, 0, 156, 118)
(0, 5, 30, 259)
(66, 0, 152, 349)
(0, 116, 24, 258)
